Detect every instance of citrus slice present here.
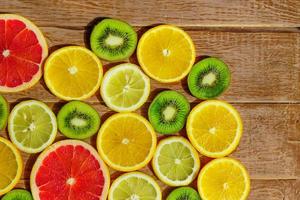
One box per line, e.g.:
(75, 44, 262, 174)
(0, 95, 9, 130)
(0, 137, 23, 196)
(30, 140, 110, 200)
(97, 113, 156, 172)
(44, 46, 102, 100)
(152, 136, 200, 186)
(0, 14, 48, 92)
(108, 172, 161, 200)
(198, 158, 250, 200)
(137, 25, 195, 83)
(8, 100, 57, 153)
(186, 100, 243, 158)
(100, 63, 150, 112)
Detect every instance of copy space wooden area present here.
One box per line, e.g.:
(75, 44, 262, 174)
(1, 1, 300, 199)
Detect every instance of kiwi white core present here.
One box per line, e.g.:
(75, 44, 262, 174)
(71, 117, 87, 127)
(105, 34, 123, 47)
(68, 66, 78, 75)
(202, 72, 216, 86)
(67, 177, 76, 185)
(2, 49, 10, 57)
(162, 49, 171, 57)
(163, 106, 177, 121)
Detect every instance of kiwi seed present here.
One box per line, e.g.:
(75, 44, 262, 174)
(90, 18, 137, 61)
(148, 90, 190, 134)
(57, 101, 100, 139)
(188, 57, 230, 99)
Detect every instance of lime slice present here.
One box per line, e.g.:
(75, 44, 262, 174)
(100, 63, 150, 112)
(152, 136, 200, 186)
(109, 172, 161, 200)
(8, 100, 57, 153)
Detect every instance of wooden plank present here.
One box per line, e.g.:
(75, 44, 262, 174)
(1, 0, 300, 27)
(1, 28, 299, 103)
(15, 179, 300, 200)
(1, 103, 299, 180)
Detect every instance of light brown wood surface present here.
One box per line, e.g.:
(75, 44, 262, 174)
(0, 0, 300, 199)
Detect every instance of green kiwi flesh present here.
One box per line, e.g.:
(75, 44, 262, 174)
(167, 187, 201, 200)
(57, 101, 100, 139)
(0, 95, 9, 130)
(2, 189, 33, 200)
(148, 90, 190, 134)
(90, 18, 137, 61)
(188, 57, 230, 99)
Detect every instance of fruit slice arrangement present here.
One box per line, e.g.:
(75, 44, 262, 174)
(108, 172, 161, 200)
(0, 137, 23, 196)
(152, 137, 200, 186)
(8, 100, 57, 153)
(100, 63, 150, 112)
(90, 18, 137, 61)
(44, 46, 102, 100)
(0, 14, 48, 92)
(0, 14, 251, 200)
(57, 101, 100, 139)
(97, 113, 156, 171)
(148, 90, 190, 134)
(30, 140, 110, 200)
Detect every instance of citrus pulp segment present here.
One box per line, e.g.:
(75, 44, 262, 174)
(108, 172, 162, 200)
(44, 46, 102, 100)
(8, 100, 57, 153)
(152, 136, 200, 186)
(198, 158, 250, 200)
(137, 25, 195, 83)
(0, 137, 23, 196)
(97, 113, 156, 172)
(100, 63, 150, 112)
(0, 14, 48, 92)
(30, 140, 110, 200)
(187, 100, 243, 158)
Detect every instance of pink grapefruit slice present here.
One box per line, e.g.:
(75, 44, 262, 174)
(0, 14, 48, 92)
(30, 140, 110, 200)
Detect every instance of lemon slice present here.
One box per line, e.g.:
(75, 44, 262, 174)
(8, 100, 57, 153)
(100, 63, 150, 112)
(152, 136, 200, 186)
(44, 46, 102, 100)
(0, 137, 23, 195)
(109, 172, 161, 200)
(198, 158, 250, 200)
(97, 113, 156, 172)
(187, 100, 243, 158)
(137, 25, 195, 83)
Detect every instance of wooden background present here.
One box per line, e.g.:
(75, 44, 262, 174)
(1, 0, 300, 199)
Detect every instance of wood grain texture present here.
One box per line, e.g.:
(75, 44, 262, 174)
(1, 0, 300, 27)
(2, 28, 300, 103)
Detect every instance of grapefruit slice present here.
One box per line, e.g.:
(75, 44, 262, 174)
(30, 140, 110, 200)
(0, 14, 48, 92)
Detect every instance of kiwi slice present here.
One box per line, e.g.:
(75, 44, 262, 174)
(148, 90, 190, 134)
(2, 189, 33, 200)
(0, 95, 9, 130)
(90, 18, 137, 61)
(167, 187, 201, 200)
(57, 101, 100, 139)
(188, 57, 230, 99)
